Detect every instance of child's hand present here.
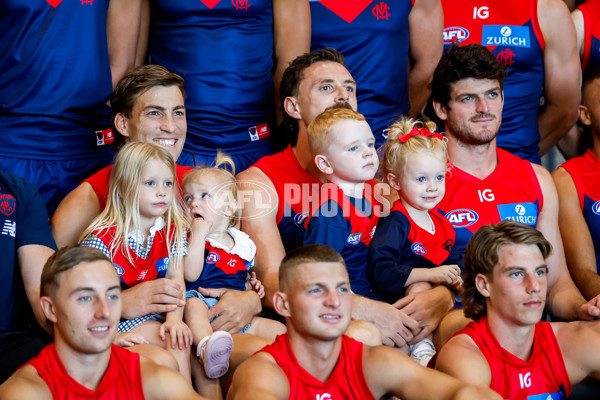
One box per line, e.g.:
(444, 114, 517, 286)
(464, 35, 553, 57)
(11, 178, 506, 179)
(160, 320, 193, 350)
(451, 276, 464, 291)
(191, 216, 212, 238)
(431, 264, 462, 286)
(114, 332, 149, 348)
(245, 271, 265, 299)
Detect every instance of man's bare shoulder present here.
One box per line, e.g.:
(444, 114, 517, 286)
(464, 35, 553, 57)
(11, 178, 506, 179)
(0, 365, 52, 400)
(228, 352, 289, 400)
(435, 333, 492, 385)
(237, 166, 273, 188)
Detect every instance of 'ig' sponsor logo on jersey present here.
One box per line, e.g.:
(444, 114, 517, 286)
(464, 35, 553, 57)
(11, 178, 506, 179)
(443, 27, 469, 44)
(411, 242, 427, 256)
(592, 200, 600, 216)
(206, 252, 220, 263)
(497, 203, 538, 226)
(445, 209, 478, 228)
(482, 25, 530, 48)
(347, 233, 362, 245)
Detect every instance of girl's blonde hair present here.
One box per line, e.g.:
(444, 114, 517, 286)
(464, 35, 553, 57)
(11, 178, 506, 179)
(182, 152, 240, 227)
(381, 118, 448, 180)
(80, 142, 188, 266)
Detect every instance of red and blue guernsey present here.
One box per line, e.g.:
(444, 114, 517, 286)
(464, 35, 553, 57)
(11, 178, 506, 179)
(437, 149, 543, 258)
(368, 201, 459, 303)
(148, 0, 275, 163)
(0, 0, 113, 161)
(578, 0, 600, 72)
(252, 146, 322, 252)
(310, 0, 413, 145)
(303, 181, 381, 297)
(185, 227, 255, 292)
(560, 150, 600, 272)
(431, 316, 571, 400)
(441, 0, 545, 163)
(93, 226, 171, 289)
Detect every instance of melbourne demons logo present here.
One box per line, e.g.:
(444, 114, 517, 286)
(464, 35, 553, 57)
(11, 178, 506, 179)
(443, 27, 469, 44)
(206, 252, 220, 263)
(411, 242, 427, 256)
(372, 2, 390, 20)
(593, 201, 600, 216)
(0, 195, 16, 216)
(346, 233, 362, 245)
(497, 48, 516, 66)
(445, 209, 478, 228)
(232, 0, 250, 10)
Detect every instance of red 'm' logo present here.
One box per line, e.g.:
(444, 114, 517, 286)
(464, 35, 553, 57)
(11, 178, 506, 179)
(497, 48, 516, 66)
(372, 2, 390, 20)
(232, 0, 250, 10)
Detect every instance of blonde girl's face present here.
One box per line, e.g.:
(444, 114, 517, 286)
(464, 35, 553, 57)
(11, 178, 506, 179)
(138, 159, 174, 227)
(389, 151, 447, 213)
(182, 172, 235, 233)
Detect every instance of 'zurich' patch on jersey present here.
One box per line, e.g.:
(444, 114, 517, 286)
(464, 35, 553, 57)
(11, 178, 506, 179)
(445, 209, 478, 228)
(482, 25, 530, 48)
(411, 242, 427, 256)
(592, 200, 600, 216)
(113, 264, 125, 276)
(155, 257, 170, 272)
(206, 252, 220, 263)
(346, 233, 362, 245)
(443, 27, 469, 44)
(527, 392, 564, 400)
(497, 203, 538, 225)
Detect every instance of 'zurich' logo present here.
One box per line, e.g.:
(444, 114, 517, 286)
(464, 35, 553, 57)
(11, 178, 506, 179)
(445, 209, 478, 228)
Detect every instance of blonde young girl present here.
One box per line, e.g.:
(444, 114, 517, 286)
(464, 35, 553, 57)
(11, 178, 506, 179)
(80, 142, 193, 380)
(368, 118, 461, 365)
(182, 155, 286, 379)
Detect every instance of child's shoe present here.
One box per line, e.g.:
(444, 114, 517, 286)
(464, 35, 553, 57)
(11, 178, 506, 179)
(197, 331, 234, 379)
(409, 338, 436, 367)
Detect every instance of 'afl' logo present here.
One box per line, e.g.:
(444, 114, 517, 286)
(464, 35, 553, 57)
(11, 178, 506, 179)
(445, 209, 479, 228)
(593, 201, 600, 216)
(443, 27, 469, 44)
(294, 211, 309, 227)
(114, 264, 125, 276)
(346, 233, 362, 245)
(411, 242, 427, 256)
(515, 204, 526, 215)
(206, 252, 220, 263)
(500, 26, 512, 37)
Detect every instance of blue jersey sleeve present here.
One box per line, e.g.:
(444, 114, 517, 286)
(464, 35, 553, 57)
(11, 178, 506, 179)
(368, 210, 414, 302)
(303, 200, 349, 254)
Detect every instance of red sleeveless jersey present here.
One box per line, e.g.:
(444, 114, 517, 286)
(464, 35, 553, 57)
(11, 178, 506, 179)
(260, 334, 375, 400)
(25, 344, 145, 400)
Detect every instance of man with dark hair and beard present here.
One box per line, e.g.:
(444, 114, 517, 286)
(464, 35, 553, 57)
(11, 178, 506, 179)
(432, 44, 600, 343)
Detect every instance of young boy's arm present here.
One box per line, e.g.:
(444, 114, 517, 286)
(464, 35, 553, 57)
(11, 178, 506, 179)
(303, 199, 349, 253)
(184, 218, 212, 282)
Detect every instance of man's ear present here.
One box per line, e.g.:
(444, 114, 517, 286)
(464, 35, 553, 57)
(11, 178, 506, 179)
(475, 273, 491, 298)
(273, 291, 291, 318)
(284, 97, 302, 120)
(432, 100, 448, 122)
(114, 113, 131, 140)
(579, 104, 592, 126)
(315, 154, 333, 175)
(40, 296, 58, 324)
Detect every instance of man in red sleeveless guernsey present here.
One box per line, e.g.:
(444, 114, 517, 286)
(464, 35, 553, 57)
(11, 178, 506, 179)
(432, 221, 600, 399)
(228, 244, 502, 400)
(431, 45, 600, 344)
(0, 246, 205, 400)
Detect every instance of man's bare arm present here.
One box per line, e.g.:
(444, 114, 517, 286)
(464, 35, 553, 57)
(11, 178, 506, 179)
(433, 334, 492, 387)
(537, 0, 581, 155)
(51, 182, 100, 248)
(140, 356, 207, 400)
(407, 0, 443, 118)
(238, 167, 284, 309)
(0, 365, 52, 400)
(18, 244, 55, 332)
(227, 353, 289, 400)
(107, 0, 142, 88)
(553, 167, 600, 299)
